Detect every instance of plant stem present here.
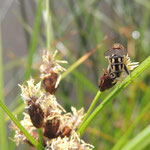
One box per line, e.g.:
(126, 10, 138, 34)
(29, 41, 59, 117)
(78, 91, 102, 131)
(78, 56, 150, 137)
(25, 0, 42, 80)
(120, 125, 150, 150)
(38, 128, 44, 146)
(112, 102, 150, 150)
(0, 100, 44, 150)
(0, 26, 8, 150)
(46, 0, 50, 50)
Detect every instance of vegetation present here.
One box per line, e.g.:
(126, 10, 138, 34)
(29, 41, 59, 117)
(0, 0, 150, 149)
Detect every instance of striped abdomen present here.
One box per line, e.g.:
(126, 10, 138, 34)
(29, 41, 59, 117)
(108, 55, 129, 78)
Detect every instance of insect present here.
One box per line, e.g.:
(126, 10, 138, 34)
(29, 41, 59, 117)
(99, 43, 139, 92)
(99, 70, 117, 92)
(104, 43, 129, 79)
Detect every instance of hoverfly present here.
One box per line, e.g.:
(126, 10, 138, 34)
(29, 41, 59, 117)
(99, 43, 139, 92)
(104, 43, 129, 79)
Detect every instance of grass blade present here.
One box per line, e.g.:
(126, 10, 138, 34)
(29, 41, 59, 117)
(38, 128, 43, 146)
(121, 125, 150, 150)
(78, 91, 102, 131)
(112, 89, 150, 150)
(0, 100, 44, 150)
(0, 26, 8, 150)
(78, 56, 150, 137)
(25, 0, 43, 80)
(46, 0, 51, 49)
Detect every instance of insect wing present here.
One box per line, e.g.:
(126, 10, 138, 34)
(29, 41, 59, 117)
(104, 49, 127, 58)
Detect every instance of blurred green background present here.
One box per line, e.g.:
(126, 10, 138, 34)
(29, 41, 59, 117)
(1, 0, 150, 150)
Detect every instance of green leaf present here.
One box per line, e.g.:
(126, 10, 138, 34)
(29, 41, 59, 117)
(25, 0, 43, 80)
(0, 26, 8, 150)
(121, 125, 150, 150)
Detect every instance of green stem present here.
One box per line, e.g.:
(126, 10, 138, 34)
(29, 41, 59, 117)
(78, 91, 102, 131)
(121, 125, 150, 150)
(0, 100, 44, 150)
(25, 0, 43, 80)
(112, 102, 150, 150)
(78, 56, 150, 137)
(46, 0, 50, 50)
(38, 128, 44, 146)
(0, 26, 8, 150)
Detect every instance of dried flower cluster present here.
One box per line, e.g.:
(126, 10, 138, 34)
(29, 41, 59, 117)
(99, 43, 139, 91)
(11, 50, 94, 150)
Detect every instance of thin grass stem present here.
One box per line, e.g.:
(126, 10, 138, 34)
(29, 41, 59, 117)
(25, 0, 43, 80)
(38, 128, 44, 146)
(78, 91, 102, 131)
(0, 26, 8, 150)
(46, 0, 50, 50)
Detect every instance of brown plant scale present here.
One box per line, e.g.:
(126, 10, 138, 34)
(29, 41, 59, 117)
(28, 103, 44, 128)
(99, 70, 117, 92)
(43, 72, 58, 94)
(60, 126, 72, 138)
(43, 117, 60, 139)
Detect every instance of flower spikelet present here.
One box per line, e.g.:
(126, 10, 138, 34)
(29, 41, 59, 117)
(18, 78, 42, 104)
(40, 50, 67, 78)
(40, 50, 67, 94)
(39, 94, 66, 118)
(59, 107, 85, 132)
(46, 131, 94, 150)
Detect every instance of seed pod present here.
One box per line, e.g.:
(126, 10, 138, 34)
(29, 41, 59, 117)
(43, 117, 60, 139)
(60, 126, 72, 138)
(99, 70, 117, 92)
(28, 103, 44, 128)
(43, 72, 58, 94)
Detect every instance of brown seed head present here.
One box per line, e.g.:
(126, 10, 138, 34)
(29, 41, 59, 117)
(43, 72, 58, 94)
(99, 70, 117, 92)
(28, 103, 44, 128)
(43, 117, 60, 139)
(60, 126, 72, 138)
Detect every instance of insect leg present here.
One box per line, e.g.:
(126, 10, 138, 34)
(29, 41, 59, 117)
(124, 64, 129, 75)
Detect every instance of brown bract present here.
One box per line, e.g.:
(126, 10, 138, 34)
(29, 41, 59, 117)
(43, 117, 60, 139)
(28, 103, 44, 128)
(60, 126, 72, 138)
(43, 72, 58, 94)
(99, 70, 117, 92)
